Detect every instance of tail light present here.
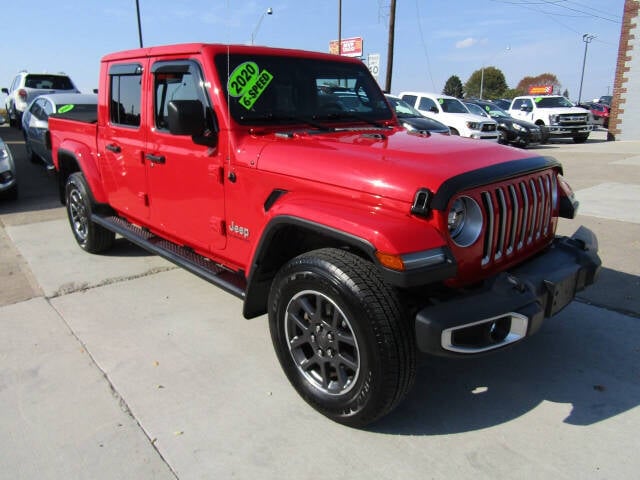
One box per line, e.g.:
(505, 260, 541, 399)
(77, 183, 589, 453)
(18, 89, 27, 100)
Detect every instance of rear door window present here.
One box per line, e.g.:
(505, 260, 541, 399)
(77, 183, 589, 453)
(109, 64, 143, 127)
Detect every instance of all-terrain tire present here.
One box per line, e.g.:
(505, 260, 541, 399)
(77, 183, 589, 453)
(65, 172, 115, 253)
(268, 248, 416, 427)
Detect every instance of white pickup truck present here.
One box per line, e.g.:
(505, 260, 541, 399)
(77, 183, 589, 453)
(508, 95, 592, 143)
(399, 92, 499, 140)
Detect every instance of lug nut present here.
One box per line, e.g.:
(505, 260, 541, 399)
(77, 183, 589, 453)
(317, 349, 324, 357)
(315, 324, 322, 333)
(310, 334, 316, 343)
(327, 348, 334, 357)
(326, 333, 334, 342)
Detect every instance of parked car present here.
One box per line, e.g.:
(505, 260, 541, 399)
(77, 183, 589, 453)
(464, 99, 544, 148)
(2, 71, 80, 128)
(22, 93, 97, 170)
(0, 136, 18, 200)
(597, 95, 612, 106)
(490, 98, 512, 110)
(398, 91, 499, 140)
(578, 102, 610, 128)
(508, 95, 591, 143)
(385, 94, 450, 135)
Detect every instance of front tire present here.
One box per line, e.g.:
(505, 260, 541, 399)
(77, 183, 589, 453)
(65, 172, 114, 253)
(268, 248, 416, 427)
(573, 133, 589, 143)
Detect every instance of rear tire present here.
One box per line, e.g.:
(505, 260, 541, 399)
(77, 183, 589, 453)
(65, 172, 115, 253)
(268, 248, 416, 427)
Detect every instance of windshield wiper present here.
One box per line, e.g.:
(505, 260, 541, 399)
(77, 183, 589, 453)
(240, 113, 334, 131)
(322, 112, 391, 129)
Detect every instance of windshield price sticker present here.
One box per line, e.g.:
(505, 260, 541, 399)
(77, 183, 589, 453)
(534, 97, 542, 103)
(228, 61, 274, 110)
(58, 104, 75, 114)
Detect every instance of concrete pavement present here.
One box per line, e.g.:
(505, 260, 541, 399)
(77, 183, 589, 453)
(1, 125, 639, 479)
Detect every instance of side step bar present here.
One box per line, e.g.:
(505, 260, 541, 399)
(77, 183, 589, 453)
(92, 214, 246, 299)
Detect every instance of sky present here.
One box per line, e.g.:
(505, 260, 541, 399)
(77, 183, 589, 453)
(0, 0, 625, 103)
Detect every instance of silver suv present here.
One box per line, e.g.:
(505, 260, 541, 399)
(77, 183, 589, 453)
(2, 71, 79, 128)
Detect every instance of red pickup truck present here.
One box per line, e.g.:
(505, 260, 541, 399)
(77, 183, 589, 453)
(48, 43, 600, 427)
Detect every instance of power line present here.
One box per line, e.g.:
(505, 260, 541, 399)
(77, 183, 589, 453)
(490, 0, 621, 24)
(415, 0, 436, 91)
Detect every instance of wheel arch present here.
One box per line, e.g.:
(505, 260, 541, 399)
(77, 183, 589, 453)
(243, 216, 377, 319)
(56, 147, 108, 206)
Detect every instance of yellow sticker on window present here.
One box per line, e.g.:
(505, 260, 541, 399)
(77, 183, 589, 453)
(228, 61, 274, 110)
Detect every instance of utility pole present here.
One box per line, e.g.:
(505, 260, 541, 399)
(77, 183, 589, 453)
(578, 33, 596, 104)
(338, 0, 342, 55)
(384, 0, 396, 93)
(135, 0, 143, 48)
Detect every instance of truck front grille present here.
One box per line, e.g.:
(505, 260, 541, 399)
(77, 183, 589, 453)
(479, 172, 556, 266)
(558, 114, 588, 125)
(481, 123, 497, 132)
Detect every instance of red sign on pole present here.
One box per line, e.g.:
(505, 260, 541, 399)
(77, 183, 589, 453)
(329, 37, 363, 57)
(528, 85, 553, 95)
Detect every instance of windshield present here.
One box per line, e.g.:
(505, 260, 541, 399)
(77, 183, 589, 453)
(535, 96, 574, 108)
(439, 98, 468, 114)
(25, 74, 75, 90)
(475, 103, 510, 118)
(464, 103, 489, 117)
(214, 54, 392, 127)
(386, 96, 422, 118)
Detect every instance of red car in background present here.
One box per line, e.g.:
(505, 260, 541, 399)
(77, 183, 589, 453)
(579, 102, 610, 128)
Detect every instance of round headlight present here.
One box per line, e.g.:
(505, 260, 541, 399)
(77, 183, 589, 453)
(448, 196, 483, 247)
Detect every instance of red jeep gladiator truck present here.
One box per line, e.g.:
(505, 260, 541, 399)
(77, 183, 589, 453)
(48, 43, 600, 427)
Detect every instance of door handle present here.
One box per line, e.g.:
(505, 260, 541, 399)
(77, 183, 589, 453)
(145, 153, 166, 164)
(105, 144, 121, 153)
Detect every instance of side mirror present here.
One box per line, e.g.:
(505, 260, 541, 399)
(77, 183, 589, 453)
(167, 100, 217, 147)
(520, 104, 530, 112)
(429, 106, 439, 114)
(168, 100, 205, 136)
(1, 88, 8, 95)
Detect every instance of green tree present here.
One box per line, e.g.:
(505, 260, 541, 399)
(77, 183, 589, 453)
(503, 88, 523, 99)
(443, 75, 464, 98)
(465, 66, 507, 99)
(515, 73, 562, 95)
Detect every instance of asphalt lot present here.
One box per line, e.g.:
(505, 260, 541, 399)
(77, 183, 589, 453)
(0, 125, 638, 479)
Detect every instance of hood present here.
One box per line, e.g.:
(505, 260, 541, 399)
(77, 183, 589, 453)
(499, 116, 538, 129)
(245, 128, 538, 204)
(400, 116, 450, 133)
(539, 107, 589, 115)
(439, 112, 495, 124)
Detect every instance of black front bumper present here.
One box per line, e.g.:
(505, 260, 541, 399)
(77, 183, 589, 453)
(415, 226, 601, 357)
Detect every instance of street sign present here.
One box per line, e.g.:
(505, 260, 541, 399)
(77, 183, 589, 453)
(329, 37, 363, 57)
(367, 53, 380, 80)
